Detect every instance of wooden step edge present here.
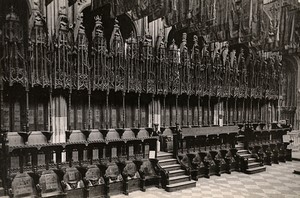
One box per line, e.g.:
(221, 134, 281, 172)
(168, 175, 190, 181)
(169, 169, 185, 173)
(248, 162, 260, 165)
(161, 164, 181, 169)
(157, 152, 173, 156)
(159, 158, 178, 163)
(166, 180, 196, 189)
(245, 166, 266, 174)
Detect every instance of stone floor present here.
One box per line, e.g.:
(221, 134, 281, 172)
(292, 151, 300, 161)
(113, 161, 300, 198)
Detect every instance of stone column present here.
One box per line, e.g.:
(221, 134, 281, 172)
(294, 56, 300, 130)
(51, 95, 67, 143)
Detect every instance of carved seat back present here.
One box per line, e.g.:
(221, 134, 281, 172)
(228, 132, 238, 148)
(39, 170, 63, 196)
(181, 136, 196, 153)
(123, 162, 139, 179)
(106, 129, 121, 140)
(159, 128, 173, 152)
(197, 135, 208, 151)
(121, 129, 136, 139)
(192, 153, 205, 168)
(105, 163, 122, 183)
(219, 133, 228, 148)
(140, 160, 157, 178)
(253, 131, 262, 145)
(137, 128, 150, 138)
(261, 130, 270, 143)
(179, 154, 192, 168)
(208, 134, 219, 150)
(88, 129, 104, 141)
(204, 152, 215, 166)
(11, 172, 37, 198)
(63, 167, 84, 190)
(85, 164, 105, 186)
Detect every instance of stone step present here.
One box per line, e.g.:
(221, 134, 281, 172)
(239, 153, 251, 158)
(237, 150, 248, 154)
(165, 180, 196, 192)
(168, 175, 190, 185)
(245, 166, 266, 174)
(248, 162, 261, 169)
(161, 164, 182, 172)
(248, 158, 256, 163)
(159, 158, 178, 166)
(235, 145, 244, 150)
(157, 152, 173, 160)
(168, 169, 186, 177)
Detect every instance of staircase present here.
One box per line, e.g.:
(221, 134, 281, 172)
(236, 135, 266, 174)
(157, 152, 196, 192)
(237, 149, 266, 174)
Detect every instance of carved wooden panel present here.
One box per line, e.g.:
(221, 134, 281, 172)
(1, 7, 27, 87)
(74, 14, 90, 91)
(28, 4, 50, 88)
(53, 8, 71, 89)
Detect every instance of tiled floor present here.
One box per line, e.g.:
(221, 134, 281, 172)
(112, 161, 300, 198)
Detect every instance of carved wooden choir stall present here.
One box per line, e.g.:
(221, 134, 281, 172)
(0, 0, 297, 197)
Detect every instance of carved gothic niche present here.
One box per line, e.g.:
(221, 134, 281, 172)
(274, 55, 281, 94)
(109, 19, 125, 92)
(53, 7, 72, 89)
(168, 39, 179, 95)
(0, 6, 27, 87)
(221, 42, 230, 87)
(202, 42, 212, 93)
(229, 50, 238, 93)
(74, 13, 89, 91)
(28, 0, 50, 88)
(253, 51, 261, 90)
(179, 33, 191, 95)
(245, 48, 255, 89)
(237, 48, 246, 86)
(191, 35, 201, 95)
(281, 58, 296, 109)
(91, 15, 108, 91)
(141, 31, 155, 94)
(213, 47, 223, 88)
(125, 31, 139, 93)
(155, 31, 167, 95)
(261, 56, 268, 91)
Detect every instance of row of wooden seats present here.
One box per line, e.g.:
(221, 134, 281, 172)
(0, 128, 161, 198)
(175, 127, 240, 180)
(244, 123, 292, 166)
(178, 149, 239, 181)
(159, 125, 238, 153)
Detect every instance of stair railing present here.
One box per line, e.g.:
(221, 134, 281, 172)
(170, 123, 182, 158)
